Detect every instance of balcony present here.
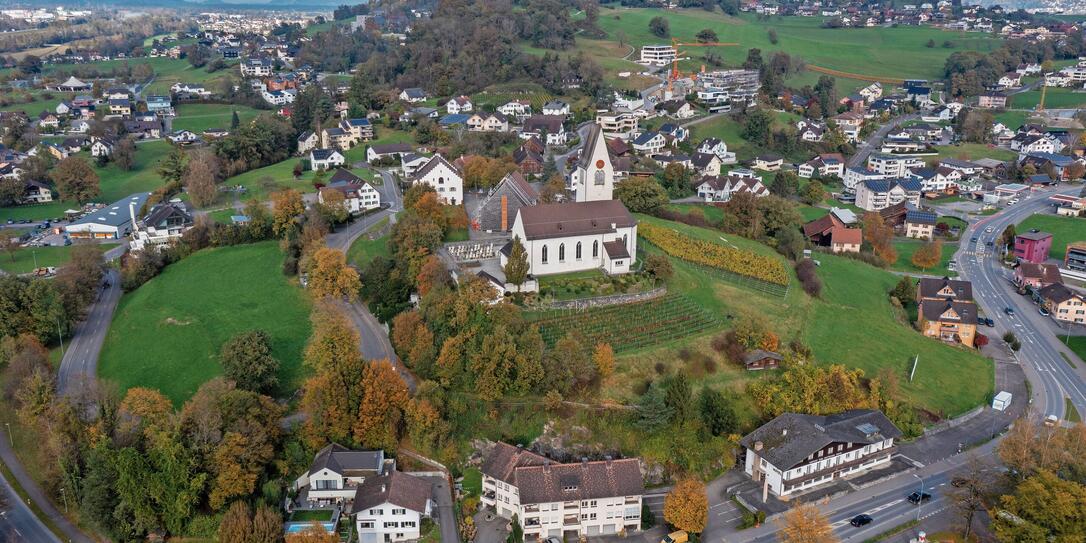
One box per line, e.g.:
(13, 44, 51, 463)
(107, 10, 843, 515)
(482, 490, 496, 500)
(563, 515, 580, 527)
(524, 505, 539, 513)
(524, 518, 541, 528)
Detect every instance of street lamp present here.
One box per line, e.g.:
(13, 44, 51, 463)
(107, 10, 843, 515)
(913, 474, 924, 521)
(4, 422, 10, 448)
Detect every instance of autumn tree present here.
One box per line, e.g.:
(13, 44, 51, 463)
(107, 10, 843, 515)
(50, 156, 100, 203)
(317, 188, 349, 225)
(0, 230, 20, 262)
(271, 189, 305, 238)
(862, 212, 896, 265)
(614, 177, 668, 213)
(183, 150, 220, 207)
(353, 359, 411, 451)
(307, 248, 361, 300)
(995, 470, 1086, 541)
(218, 501, 252, 543)
(301, 304, 367, 446)
(113, 136, 137, 171)
(801, 180, 825, 206)
(251, 504, 283, 543)
(777, 503, 838, 543)
(504, 236, 530, 290)
(948, 455, 995, 541)
(663, 478, 708, 533)
(910, 239, 942, 271)
(219, 330, 280, 394)
(593, 343, 615, 378)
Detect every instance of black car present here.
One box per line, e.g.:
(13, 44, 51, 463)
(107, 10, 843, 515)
(850, 514, 873, 527)
(984, 317, 995, 326)
(951, 476, 968, 487)
(907, 491, 932, 504)
(971, 237, 978, 242)
(1005, 307, 1015, 316)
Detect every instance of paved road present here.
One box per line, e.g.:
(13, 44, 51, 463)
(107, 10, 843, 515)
(847, 113, 920, 168)
(0, 426, 90, 543)
(56, 268, 121, 397)
(0, 470, 61, 543)
(955, 186, 1086, 420)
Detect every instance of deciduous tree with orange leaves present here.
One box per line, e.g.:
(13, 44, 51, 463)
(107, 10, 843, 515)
(777, 503, 838, 543)
(307, 248, 361, 300)
(663, 477, 708, 533)
(353, 359, 411, 451)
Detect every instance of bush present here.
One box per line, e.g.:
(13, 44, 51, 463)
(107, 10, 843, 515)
(795, 259, 822, 297)
(1011, 340, 1021, 351)
(654, 362, 667, 375)
(1003, 332, 1017, 344)
(711, 333, 728, 353)
(641, 502, 655, 529)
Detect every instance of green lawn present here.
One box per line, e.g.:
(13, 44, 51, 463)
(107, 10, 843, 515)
(0, 89, 72, 114)
(798, 205, 830, 222)
(0, 140, 174, 223)
(891, 239, 959, 277)
(461, 467, 482, 497)
(0, 243, 117, 274)
(220, 157, 314, 204)
(630, 216, 992, 419)
(1012, 87, 1086, 110)
(31, 57, 236, 96)
(930, 143, 1016, 164)
(594, 8, 1000, 80)
(664, 203, 726, 225)
(291, 509, 334, 522)
(1064, 336, 1086, 362)
(992, 110, 1035, 129)
(1016, 214, 1086, 261)
(689, 114, 804, 162)
(170, 103, 261, 133)
(346, 222, 391, 267)
(98, 242, 312, 405)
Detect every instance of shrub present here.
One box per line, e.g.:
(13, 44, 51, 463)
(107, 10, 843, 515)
(654, 362, 667, 375)
(795, 259, 822, 297)
(711, 333, 729, 353)
(1003, 332, 1017, 344)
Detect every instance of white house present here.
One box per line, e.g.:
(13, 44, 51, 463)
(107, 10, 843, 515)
(569, 124, 614, 203)
(293, 444, 389, 507)
(867, 153, 924, 177)
(446, 95, 473, 114)
(367, 143, 413, 164)
(695, 172, 770, 203)
(89, 138, 114, 157)
(797, 154, 846, 179)
(521, 115, 567, 146)
(400, 154, 430, 177)
(503, 200, 638, 277)
(130, 201, 194, 252)
(411, 154, 463, 205)
(352, 471, 432, 543)
(170, 82, 211, 97)
(399, 88, 428, 103)
(631, 131, 667, 155)
(261, 89, 296, 106)
(741, 410, 902, 499)
(498, 100, 532, 119)
(541, 100, 570, 117)
(480, 442, 644, 539)
(240, 57, 274, 77)
(696, 138, 737, 164)
(595, 111, 639, 140)
(322, 169, 382, 213)
(639, 44, 677, 66)
(843, 167, 889, 191)
(855, 178, 923, 211)
(167, 130, 199, 144)
(310, 148, 346, 170)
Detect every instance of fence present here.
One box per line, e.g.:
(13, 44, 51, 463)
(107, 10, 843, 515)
(689, 262, 790, 298)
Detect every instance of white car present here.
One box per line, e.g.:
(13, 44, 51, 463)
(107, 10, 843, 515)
(985, 226, 994, 233)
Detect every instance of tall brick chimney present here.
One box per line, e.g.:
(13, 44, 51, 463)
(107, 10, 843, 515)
(501, 195, 508, 231)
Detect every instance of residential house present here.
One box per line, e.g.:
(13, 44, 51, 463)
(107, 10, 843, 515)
(796, 119, 827, 142)
(399, 88, 428, 103)
(411, 154, 463, 205)
(542, 100, 570, 117)
(904, 209, 937, 240)
(130, 201, 194, 252)
(855, 178, 922, 211)
(367, 143, 413, 163)
(498, 100, 532, 120)
(501, 200, 638, 277)
(843, 167, 888, 192)
(999, 72, 1023, 87)
(741, 410, 902, 499)
(695, 172, 769, 203)
(867, 154, 924, 177)
(342, 118, 375, 142)
(569, 125, 618, 204)
(297, 131, 319, 155)
(472, 171, 539, 232)
(36, 111, 59, 130)
(446, 95, 473, 115)
(978, 92, 1007, 108)
(167, 130, 199, 144)
(658, 123, 688, 144)
(310, 148, 346, 171)
(145, 95, 173, 115)
(1067, 242, 1086, 272)
(696, 138, 737, 164)
(514, 140, 545, 176)
(124, 119, 163, 139)
(1011, 133, 1060, 154)
(798, 153, 846, 179)
(89, 138, 114, 158)
(1037, 283, 1086, 324)
(1015, 262, 1063, 289)
(752, 154, 784, 172)
(400, 154, 430, 177)
(22, 180, 52, 204)
(917, 277, 977, 347)
(656, 100, 695, 119)
(240, 57, 274, 77)
(1019, 152, 1079, 181)
(691, 153, 723, 176)
(595, 111, 639, 140)
(321, 169, 382, 213)
(171, 82, 211, 98)
(479, 442, 643, 538)
(522, 116, 567, 146)
(467, 112, 510, 133)
(630, 131, 667, 155)
(261, 89, 295, 106)
(831, 227, 863, 253)
(351, 471, 432, 542)
(1014, 231, 1053, 263)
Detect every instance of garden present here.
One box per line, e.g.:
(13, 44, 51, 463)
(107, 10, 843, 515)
(536, 268, 659, 301)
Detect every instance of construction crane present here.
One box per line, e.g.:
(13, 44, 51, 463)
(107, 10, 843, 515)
(667, 37, 740, 93)
(1037, 82, 1048, 112)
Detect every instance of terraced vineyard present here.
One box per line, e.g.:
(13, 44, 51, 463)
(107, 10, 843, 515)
(531, 294, 720, 353)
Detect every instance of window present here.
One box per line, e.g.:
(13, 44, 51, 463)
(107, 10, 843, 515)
(559, 243, 565, 262)
(393, 509, 406, 515)
(384, 522, 399, 528)
(576, 242, 582, 260)
(593, 240, 598, 258)
(594, 169, 605, 186)
(438, 176, 445, 185)
(371, 509, 384, 515)
(360, 521, 375, 529)
(403, 522, 417, 528)
(542, 245, 548, 264)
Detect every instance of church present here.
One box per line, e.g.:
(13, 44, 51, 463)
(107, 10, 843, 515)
(500, 124, 638, 278)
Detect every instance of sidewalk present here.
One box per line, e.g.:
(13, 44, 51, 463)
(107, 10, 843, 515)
(0, 427, 95, 543)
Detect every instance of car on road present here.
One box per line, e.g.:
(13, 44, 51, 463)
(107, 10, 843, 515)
(980, 317, 995, 326)
(971, 237, 978, 242)
(907, 491, 933, 504)
(986, 226, 994, 233)
(662, 531, 688, 543)
(1005, 307, 1015, 316)
(986, 241, 994, 247)
(1040, 307, 1050, 316)
(951, 476, 968, 487)
(1045, 414, 1059, 427)
(850, 514, 873, 527)
(544, 537, 561, 543)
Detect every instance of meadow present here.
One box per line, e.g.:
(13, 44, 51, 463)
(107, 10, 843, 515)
(170, 103, 262, 133)
(930, 143, 1016, 164)
(1011, 87, 1086, 110)
(0, 243, 117, 275)
(1016, 213, 1086, 260)
(98, 242, 312, 405)
(891, 239, 959, 277)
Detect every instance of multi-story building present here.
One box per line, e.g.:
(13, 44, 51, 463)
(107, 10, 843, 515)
(904, 209, 936, 240)
(867, 153, 924, 177)
(595, 111, 639, 140)
(292, 444, 388, 506)
(639, 44, 677, 66)
(411, 154, 463, 205)
(241, 57, 274, 77)
(1067, 242, 1086, 272)
(1014, 231, 1053, 263)
(740, 410, 902, 499)
(1038, 283, 1086, 324)
(480, 443, 644, 539)
(130, 202, 194, 252)
(917, 277, 977, 347)
(854, 179, 922, 211)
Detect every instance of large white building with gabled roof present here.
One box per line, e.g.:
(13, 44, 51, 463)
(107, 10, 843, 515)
(569, 124, 614, 203)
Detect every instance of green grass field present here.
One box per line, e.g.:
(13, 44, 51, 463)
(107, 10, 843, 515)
(594, 8, 1001, 80)
(930, 143, 1016, 164)
(892, 239, 958, 277)
(992, 110, 1035, 129)
(221, 158, 313, 204)
(1064, 336, 1086, 362)
(346, 219, 391, 267)
(26, 57, 236, 96)
(0, 140, 174, 223)
(625, 217, 992, 419)
(1016, 213, 1086, 261)
(170, 103, 261, 133)
(0, 243, 117, 274)
(1012, 87, 1086, 110)
(98, 242, 312, 405)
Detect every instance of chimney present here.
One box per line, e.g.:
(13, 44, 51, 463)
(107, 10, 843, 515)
(381, 484, 386, 493)
(129, 201, 138, 232)
(782, 428, 788, 437)
(501, 195, 508, 231)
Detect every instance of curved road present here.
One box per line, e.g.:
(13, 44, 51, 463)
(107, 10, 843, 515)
(0, 470, 60, 543)
(955, 186, 1086, 420)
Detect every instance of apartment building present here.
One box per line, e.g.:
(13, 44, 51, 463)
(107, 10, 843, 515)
(854, 179, 922, 211)
(595, 111, 639, 140)
(640, 44, 676, 66)
(480, 443, 644, 539)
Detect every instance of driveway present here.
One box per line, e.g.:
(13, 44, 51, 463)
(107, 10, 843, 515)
(426, 476, 460, 543)
(56, 267, 121, 397)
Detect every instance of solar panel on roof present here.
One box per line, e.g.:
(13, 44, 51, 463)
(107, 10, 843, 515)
(856, 423, 880, 435)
